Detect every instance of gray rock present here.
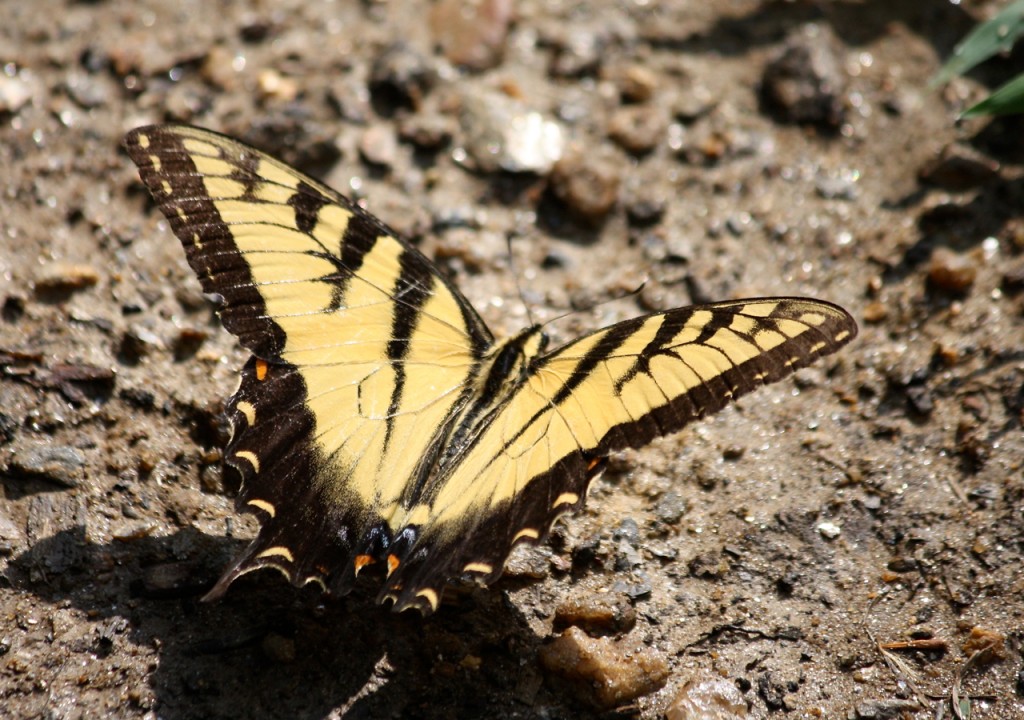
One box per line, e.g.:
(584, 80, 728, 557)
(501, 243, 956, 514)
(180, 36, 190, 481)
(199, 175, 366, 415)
(369, 43, 436, 113)
(8, 445, 86, 487)
(460, 91, 565, 173)
(761, 24, 846, 129)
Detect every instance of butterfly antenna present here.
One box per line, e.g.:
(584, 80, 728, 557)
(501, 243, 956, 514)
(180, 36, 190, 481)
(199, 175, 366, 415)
(539, 280, 648, 332)
(506, 233, 537, 327)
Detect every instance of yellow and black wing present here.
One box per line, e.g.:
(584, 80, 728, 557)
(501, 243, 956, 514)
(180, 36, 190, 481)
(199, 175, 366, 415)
(380, 299, 856, 612)
(125, 125, 494, 599)
(126, 125, 857, 614)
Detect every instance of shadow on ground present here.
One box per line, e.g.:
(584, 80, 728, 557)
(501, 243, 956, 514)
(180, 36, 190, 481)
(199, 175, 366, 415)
(10, 527, 567, 720)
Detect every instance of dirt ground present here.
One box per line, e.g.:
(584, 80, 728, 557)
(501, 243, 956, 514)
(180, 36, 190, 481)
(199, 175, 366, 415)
(1, 1, 1022, 718)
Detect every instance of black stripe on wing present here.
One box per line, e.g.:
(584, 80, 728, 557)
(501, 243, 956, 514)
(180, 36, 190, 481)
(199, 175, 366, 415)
(125, 127, 285, 357)
(592, 299, 857, 453)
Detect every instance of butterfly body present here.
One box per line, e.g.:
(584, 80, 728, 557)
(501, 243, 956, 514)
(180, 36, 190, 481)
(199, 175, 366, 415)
(125, 125, 857, 614)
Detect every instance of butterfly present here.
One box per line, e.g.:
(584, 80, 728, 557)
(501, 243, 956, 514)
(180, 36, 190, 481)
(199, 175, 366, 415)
(124, 124, 857, 614)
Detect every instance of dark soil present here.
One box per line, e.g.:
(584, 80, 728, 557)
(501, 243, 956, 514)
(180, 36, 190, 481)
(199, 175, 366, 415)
(1, 1, 1022, 718)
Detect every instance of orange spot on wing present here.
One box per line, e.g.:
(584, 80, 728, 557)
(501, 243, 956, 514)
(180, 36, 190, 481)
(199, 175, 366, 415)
(387, 554, 400, 577)
(255, 359, 268, 381)
(354, 555, 374, 573)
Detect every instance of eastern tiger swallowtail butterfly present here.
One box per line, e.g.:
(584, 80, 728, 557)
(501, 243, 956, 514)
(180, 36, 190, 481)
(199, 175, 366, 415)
(124, 124, 857, 614)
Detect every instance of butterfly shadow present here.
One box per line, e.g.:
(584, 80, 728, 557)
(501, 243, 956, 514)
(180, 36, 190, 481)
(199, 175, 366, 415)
(9, 527, 573, 720)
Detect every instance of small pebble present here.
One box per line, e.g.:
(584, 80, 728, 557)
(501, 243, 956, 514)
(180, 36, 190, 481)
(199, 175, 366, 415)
(430, 0, 512, 70)
(886, 556, 917, 573)
(756, 671, 790, 711)
(0, 506, 25, 556)
(0, 74, 33, 114)
(503, 542, 551, 579)
(8, 445, 86, 487)
(135, 444, 159, 475)
(199, 464, 224, 494)
(666, 676, 748, 720)
(120, 387, 156, 409)
(256, 69, 298, 103)
(761, 24, 845, 128)
(549, 148, 621, 225)
(672, 84, 717, 121)
(461, 91, 565, 173)
(548, 26, 604, 77)
(608, 64, 659, 103)
(369, 43, 435, 112)
(608, 106, 667, 155)
(174, 286, 210, 313)
(554, 590, 636, 635)
(201, 46, 241, 91)
(653, 492, 687, 525)
(905, 384, 934, 417)
(962, 626, 1007, 663)
(927, 248, 977, 294)
(172, 327, 209, 361)
(111, 521, 157, 541)
(359, 125, 399, 169)
(815, 169, 859, 200)
(119, 326, 163, 364)
(538, 626, 669, 709)
(817, 521, 841, 539)
(33, 263, 100, 293)
(688, 551, 730, 579)
(862, 301, 888, 324)
(609, 577, 652, 599)
(326, 76, 371, 124)
(398, 113, 455, 150)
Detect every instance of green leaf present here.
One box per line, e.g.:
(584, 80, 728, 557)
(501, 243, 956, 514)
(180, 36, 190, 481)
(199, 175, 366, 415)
(962, 71, 1024, 116)
(958, 697, 972, 720)
(933, 0, 1024, 87)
